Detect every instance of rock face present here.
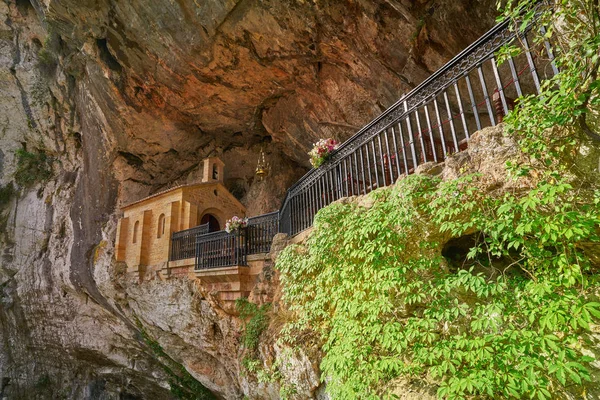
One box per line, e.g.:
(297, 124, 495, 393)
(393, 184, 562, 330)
(0, 0, 497, 398)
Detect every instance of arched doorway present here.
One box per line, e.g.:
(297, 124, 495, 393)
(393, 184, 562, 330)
(200, 213, 220, 232)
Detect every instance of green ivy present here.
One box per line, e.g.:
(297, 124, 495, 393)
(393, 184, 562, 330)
(236, 298, 271, 356)
(497, 0, 600, 158)
(277, 172, 599, 399)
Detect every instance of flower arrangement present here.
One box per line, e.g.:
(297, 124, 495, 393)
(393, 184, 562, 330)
(309, 138, 339, 168)
(225, 216, 248, 233)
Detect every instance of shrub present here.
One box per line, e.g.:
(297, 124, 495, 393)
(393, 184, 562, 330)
(236, 298, 271, 356)
(14, 148, 52, 187)
(277, 171, 600, 399)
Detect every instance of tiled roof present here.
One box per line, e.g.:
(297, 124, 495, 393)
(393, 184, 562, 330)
(121, 181, 215, 209)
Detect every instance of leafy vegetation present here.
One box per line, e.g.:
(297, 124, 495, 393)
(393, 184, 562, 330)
(236, 299, 300, 398)
(278, 171, 599, 399)
(498, 0, 600, 149)
(276, 1, 600, 398)
(236, 298, 271, 356)
(136, 320, 215, 400)
(14, 148, 53, 188)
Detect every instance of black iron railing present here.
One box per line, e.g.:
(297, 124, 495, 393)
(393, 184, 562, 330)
(247, 212, 279, 255)
(180, 8, 557, 270)
(170, 223, 210, 261)
(189, 212, 279, 270)
(195, 230, 246, 269)
(278, 9, 557, 236)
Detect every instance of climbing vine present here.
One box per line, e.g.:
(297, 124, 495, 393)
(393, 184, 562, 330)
(277, 169, 599, 399)
(236, 297, 271, 358)
(498, 0, 600, 149)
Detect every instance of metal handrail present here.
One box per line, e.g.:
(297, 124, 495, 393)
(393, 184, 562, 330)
(172, 223, 209, 239)
(195, 229, 247, 269)
(170, 223, 210, 261)
(188, 6, 556, 268)
(277, 6, 554, 236)
(247, 212, 279, 255)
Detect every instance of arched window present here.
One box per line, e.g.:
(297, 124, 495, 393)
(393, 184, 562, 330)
(157, 214, 165, 238)
(133, 221, 139, 243)
(212, 163, 218, 180)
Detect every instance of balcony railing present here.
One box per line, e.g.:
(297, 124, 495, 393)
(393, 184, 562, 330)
(170, 223, 209, 261)
(278, 6, 556, 236)
(195, 230, 246, 270)
(247, 212, 279, 255)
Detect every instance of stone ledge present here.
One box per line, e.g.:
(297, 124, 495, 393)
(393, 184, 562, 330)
(291, 228, 313, 244)
(247, 253, 269, 262)
(194, 266, 251, 282)
(168, 257, 195, 269)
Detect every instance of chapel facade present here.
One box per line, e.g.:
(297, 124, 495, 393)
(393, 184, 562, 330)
(114, 157, 246, 280)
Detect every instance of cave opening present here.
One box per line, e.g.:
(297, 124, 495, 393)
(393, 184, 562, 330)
(441, 232, 526, 279)
(96, 38, 123, 73)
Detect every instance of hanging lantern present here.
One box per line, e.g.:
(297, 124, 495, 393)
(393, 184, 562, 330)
(255, 148, 270, 181)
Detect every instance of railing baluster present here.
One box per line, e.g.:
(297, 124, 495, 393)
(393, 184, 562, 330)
(433, 97, 449, 158)
(384, 128, 394, 184)
(323, 173, 330, 206)
(330, 168, 336, 203)
(404, 101, 419, 170)
(465, 74, 482, 131)
(508, 57, 523, 97)
(443, 91, 460, 153)
(365, 144, 373, 192)
(352, 151, 360, 196)
(312, 183, 318, 220)
(319, 176, 325, 210)
(423, 104, 438, 163)
(477, 65, 496, 126)
(328, 169, 335, 203)
(522, 34, 541, 94)
(305, 187, 309, 223)
(397, 121, 409, 174)
(377, 133, 386, 187)
(359, 147, 367, 195)
(491, 57, 509, 115)
(336, 162, 344, 199)
(391, 125, 401, 179)
(540, 26, 559, 76)
(343, 158, 349, 197)
(413, 109, 427, 163)
(296, 193, 302, 233)
(454, 82, 470, 139)
(370, 140, 380, 188)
